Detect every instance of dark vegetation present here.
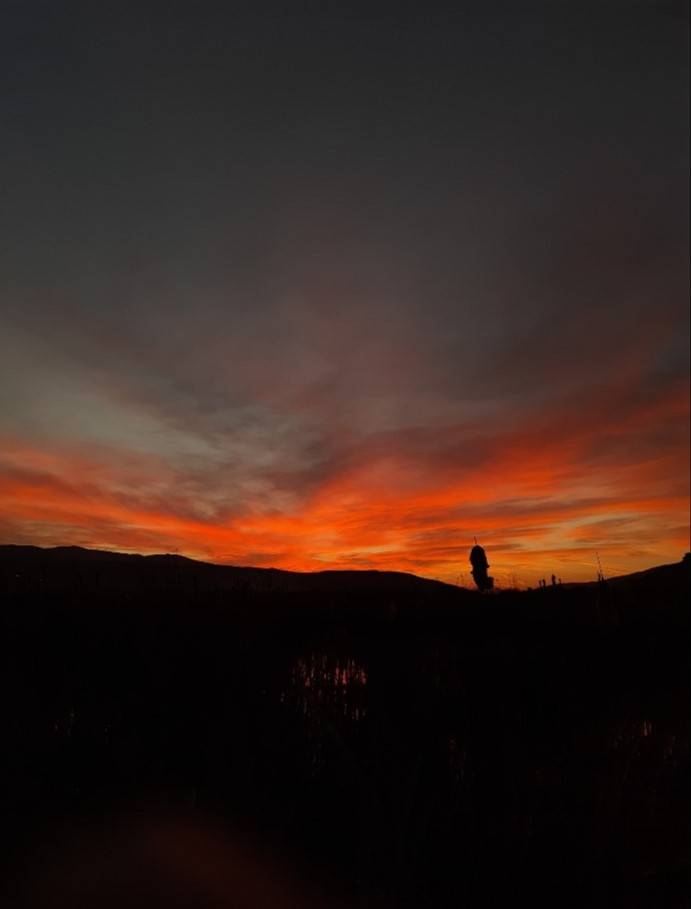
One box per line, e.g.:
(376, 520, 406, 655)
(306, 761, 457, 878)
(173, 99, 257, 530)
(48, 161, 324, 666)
(1, 546, 689, 908)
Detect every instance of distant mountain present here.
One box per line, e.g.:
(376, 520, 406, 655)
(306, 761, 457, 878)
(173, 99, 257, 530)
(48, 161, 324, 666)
(1, 546, 688, 616)
(0, 544, 463, 596)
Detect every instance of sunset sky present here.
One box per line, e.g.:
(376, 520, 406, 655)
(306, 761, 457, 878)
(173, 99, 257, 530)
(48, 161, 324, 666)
(1, 3, 689, 586)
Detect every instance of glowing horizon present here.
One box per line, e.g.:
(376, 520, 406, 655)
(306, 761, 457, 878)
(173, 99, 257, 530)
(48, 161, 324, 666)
(2, 372, 688, 587)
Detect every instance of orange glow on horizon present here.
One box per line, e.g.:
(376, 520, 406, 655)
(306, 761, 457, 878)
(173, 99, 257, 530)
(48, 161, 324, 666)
(1, 378, 688, 588)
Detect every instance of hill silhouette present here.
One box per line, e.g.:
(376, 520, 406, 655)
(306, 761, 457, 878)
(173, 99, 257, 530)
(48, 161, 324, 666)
(1, 544, 688, 620)
(0, 544, 463, 596)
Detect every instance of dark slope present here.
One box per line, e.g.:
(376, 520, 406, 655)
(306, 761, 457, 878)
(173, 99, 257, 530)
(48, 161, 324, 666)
(0, 543, 462, 596)
(0, 547, 688, 908)
(1, 544, 689, 604)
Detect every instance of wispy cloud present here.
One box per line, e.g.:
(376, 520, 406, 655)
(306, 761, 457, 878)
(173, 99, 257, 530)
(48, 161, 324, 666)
(1, 363, 687, 584)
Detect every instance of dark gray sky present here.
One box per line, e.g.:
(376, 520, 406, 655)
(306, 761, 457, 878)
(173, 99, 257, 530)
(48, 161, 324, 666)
(1, 2, 688, 583)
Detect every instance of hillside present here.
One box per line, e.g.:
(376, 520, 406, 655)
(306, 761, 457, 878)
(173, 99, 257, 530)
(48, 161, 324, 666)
(0, 545, 688, 909)
(1, 545, 688, 623)
(0, 544, 462, 596)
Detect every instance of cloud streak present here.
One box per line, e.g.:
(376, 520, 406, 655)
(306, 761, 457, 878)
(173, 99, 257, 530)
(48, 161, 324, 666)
(1, 365, 687, 585)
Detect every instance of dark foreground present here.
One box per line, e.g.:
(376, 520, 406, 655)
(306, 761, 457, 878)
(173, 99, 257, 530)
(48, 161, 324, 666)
(1, 548, 689, 908)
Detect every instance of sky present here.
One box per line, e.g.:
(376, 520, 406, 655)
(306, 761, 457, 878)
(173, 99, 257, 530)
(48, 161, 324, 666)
(1, 2, 689, 586)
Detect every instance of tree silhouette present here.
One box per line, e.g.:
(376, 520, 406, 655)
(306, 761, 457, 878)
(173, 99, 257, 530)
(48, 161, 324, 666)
(469, 543, 493, 592)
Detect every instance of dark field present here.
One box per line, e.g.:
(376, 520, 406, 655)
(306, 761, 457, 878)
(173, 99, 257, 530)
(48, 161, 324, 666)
(1, 548, 689, 908)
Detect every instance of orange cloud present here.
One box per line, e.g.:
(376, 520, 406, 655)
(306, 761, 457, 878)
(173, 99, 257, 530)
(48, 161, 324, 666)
(1, 378, 688, 587)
